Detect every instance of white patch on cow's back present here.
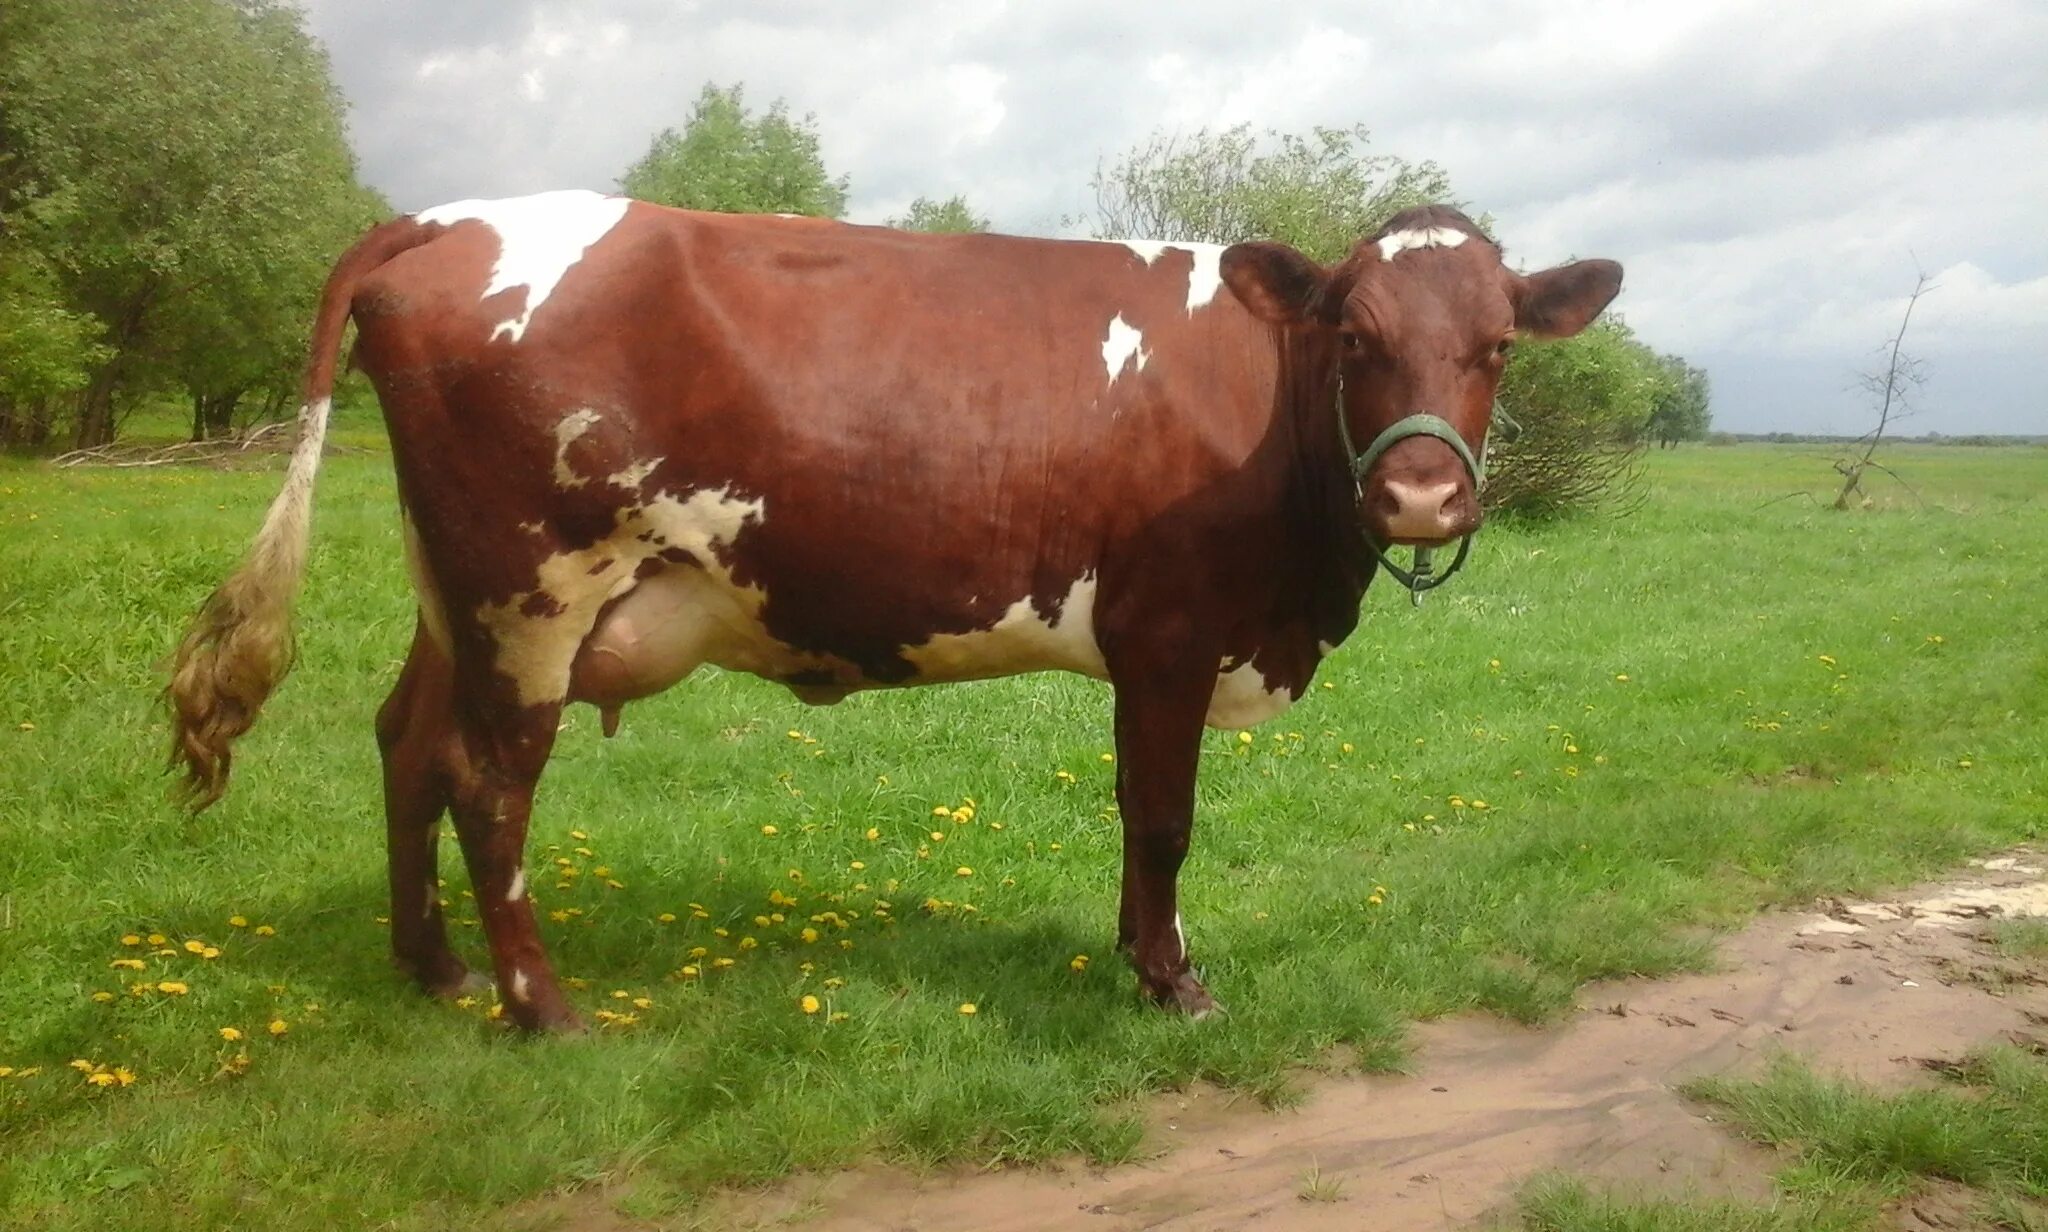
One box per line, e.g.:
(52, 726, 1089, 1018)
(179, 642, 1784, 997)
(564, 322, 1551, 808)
(1102, 313, 1148, 381)
(1206, 658, 1296, 728)
(1376, 227, 1469, 262)
(900, 573, 1108, 683)
(1120, 240, 1228, 313)
(416, 189, 630, 343)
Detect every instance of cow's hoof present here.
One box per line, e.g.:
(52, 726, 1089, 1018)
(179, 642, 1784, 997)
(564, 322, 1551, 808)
(399, 955, 486, 1001)
(1145, 971, 1222, 1019)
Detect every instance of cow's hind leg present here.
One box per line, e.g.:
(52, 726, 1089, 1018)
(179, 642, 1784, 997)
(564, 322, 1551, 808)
(376, 623, 480, 998)
(1106, 656, 1219, 1018)
(441, 669, 581, 1033)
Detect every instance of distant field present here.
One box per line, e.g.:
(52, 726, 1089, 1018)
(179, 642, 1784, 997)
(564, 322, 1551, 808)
(1, 443, 2043, 1231)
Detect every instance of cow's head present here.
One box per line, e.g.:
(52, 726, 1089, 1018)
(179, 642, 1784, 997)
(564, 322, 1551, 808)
(1220, 206, 1622, 549)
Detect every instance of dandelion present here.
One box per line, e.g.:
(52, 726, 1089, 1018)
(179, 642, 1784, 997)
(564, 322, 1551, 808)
(268, 1020, 288, 1036)
(120, 934, 141, 947)
(632, 997, 653, 1010)
(680, 965, 700, 979)
(1368, 894, 1384, 906)
(184, 940, 207, 954)
(1048, 842, 1062, 852)
(850, 860, 866, 871)
(593, 865, 611, 878)
(689, 946, 708, 959)
(760, 825, 779, 836)
(219, 1027, 243, 1042)
(839, 939, 854, 950)
(549, 909, 571, 923)
(1253, 911, 1269, 921)
(933, 805, 951, 817)
(801, 995, 821, 1015)
(113, 1067, 136, 1086)
(1099, 752, 1114, 763)
(930, 831, 945, 843)
(111, 958, 145, 971)
(229, 916, 249, 928)
(157, 981, 188, 996)
(1471, 800, 1489, 811)
(1614, 674, 1630, 682)
(958, 1002, 978, 1016)
(570, 829, 589, 841)
(802, 927, 819, 943)
(574, 846, 595, 857)
(200, 946, 220, 959)
(712, 957, 735, 970)
(865, 827, 880, 841)
(658, 912, 677, 923)
(830, 1011, 850, 1023)
(739, 936, 758, 950)
(1340, 743, 1354, 754)
(1069, 954, 1090, 973)
(1237, 731, 1253, 745)
(1817, 655, 1836, 667)
(1565, 743, 1580, 754)
(956, 867, 973, 877)
(91, 991, 115, 1004)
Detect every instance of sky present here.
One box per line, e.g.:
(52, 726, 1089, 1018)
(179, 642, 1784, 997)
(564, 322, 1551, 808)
(299, 0, 2047, 435)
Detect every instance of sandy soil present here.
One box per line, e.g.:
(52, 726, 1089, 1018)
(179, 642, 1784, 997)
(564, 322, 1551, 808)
(559, 854, 2048, 1231)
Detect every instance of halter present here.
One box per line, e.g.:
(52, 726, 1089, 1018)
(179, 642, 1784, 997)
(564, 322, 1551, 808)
(1332, 370, 1486, 605)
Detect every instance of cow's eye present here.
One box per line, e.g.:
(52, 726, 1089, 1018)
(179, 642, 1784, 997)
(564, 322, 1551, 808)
(1340, 331, 1362, 351)
(1493, 335, 1515, 358)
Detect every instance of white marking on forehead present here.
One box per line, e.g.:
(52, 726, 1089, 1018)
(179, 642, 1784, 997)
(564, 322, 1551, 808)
(1206, 658, 1296, 728)
(1120, 241, 1227, 313)
(1376, 227, 1469, 262)
(416, 190, 630, 344)
(506, 869, 526, 904)
(901, 573, 1107, 683)
(1101, 313, 1148, 381)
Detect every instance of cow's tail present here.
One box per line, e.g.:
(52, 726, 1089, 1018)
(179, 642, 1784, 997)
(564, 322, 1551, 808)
(166, 217, 438, 810)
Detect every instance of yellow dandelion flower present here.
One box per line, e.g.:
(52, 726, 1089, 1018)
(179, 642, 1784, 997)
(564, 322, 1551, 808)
(839, 939, 854, 950)
(253, 924, 275, 937)
(606, 879, 625, 890)
(86, 1071, 118, 1087)
(1069, 954, 1090, 973)
(1614, 673, 1630, 682)
(183, 940, 207, 954)
(1253, 911, 1268, 921)
(1471, 800, 1489, 811)
(268, 1020, 288, 1036)
(689, 946, 708, 959)
(1368, 894, 1384, 906)
(611, 989, 630, 1000)
(739, 936, 758, 950)
(958, 1002, 978, 1016)
(1237, 731, 1253, 745)
(680, 965, 700, 979)
(201, 946, 220, 959)
(571, 829, 589, 841)
(120, 934, 141, 947)
(760, 824, 779, 836)
(801, 995, 821, 1015)
(712, 957, 734, 969)
(147, 934, 166, 946)
(90, 991, 115, 1004)
(549, 909, 570, 923)
(713, 927, 729, 938)
(1340, 742, 1355, 754)
(229, 916, 248, 928)
(1099, 752, 1114, 763)
(68, 1059, 95, 1072)
(574, 846, 595, 857)
(158, 981, 188, 996)
(956, 867, 973, 878)
(592, 865, 611, 878)
(657, 912, 677, 924)
(801, 927, 819, 943)
(632, 997, 653, 1010)
(219, 1027, 243, 1041)
(111, 958, 145, 971)
(865, 827, 880, 841)
(1048, 842, 1062, 852)
(487, 1004, 505, 1020)
(830, 1011, 850, 1023)
(113, 1067, 136, 1086)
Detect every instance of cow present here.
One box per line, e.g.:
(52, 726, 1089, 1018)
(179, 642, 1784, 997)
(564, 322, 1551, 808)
(167, 191, 1621, 1031)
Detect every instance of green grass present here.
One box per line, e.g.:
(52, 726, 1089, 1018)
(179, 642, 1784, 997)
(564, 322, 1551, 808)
(1995, 918, 2048, 960)
(2, 444, 2045, 1230)
(1691, 1049, 2048, 1202)
(1511, 1175, 1874, 1232)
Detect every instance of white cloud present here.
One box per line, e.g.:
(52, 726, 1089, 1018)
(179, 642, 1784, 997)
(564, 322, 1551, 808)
(300, 0, 2048, 433)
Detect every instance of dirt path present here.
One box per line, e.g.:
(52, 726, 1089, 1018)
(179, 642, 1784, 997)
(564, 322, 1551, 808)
(707, 855, 2048, 1231)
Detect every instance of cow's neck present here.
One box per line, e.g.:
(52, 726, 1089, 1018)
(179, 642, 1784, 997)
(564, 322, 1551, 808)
(1275, 336, 1373, 657)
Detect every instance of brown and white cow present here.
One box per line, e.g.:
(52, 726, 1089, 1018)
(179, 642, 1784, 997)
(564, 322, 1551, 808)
(168, 192, 1620, 1031)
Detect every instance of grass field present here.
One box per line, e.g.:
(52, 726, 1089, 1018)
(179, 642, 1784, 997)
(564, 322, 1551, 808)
(2, 439, 2044, 1230)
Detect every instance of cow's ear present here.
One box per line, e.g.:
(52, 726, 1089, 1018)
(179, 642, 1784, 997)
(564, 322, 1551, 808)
(1515, 258, 1624, 338)
(1222, 242, 1330, 327)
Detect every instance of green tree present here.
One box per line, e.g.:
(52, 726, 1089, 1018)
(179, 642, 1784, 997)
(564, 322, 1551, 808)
(1087, 124, 1454, 260)
(0, 0, 385, 447)
(1487, 318, 1670, 518)
(1643, 356, 1712, 448)
(621, 83, 849, 218)
(888, 194, 990, 234)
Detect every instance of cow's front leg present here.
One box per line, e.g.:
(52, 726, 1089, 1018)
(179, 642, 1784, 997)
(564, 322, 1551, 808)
(1108, 667, 1218, 1018)
(443, 695, 582, 1033)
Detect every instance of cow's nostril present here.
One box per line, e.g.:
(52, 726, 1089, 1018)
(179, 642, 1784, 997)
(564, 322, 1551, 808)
(1380, 480, 1463, 541)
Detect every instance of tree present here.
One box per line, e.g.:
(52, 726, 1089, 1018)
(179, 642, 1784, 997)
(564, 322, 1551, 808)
(1643, 356, 1712, 449)
(621, 83, 849, 218)
(0, 0, 385, 447)
(1086, 124, 1454, 260)
(1485, 318, 1669, 519)
(888, 194, 989, 234)
(1832, 272, 1932, 509)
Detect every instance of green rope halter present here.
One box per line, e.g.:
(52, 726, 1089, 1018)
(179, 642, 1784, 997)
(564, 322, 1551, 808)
(1333, 377, 1487, 605)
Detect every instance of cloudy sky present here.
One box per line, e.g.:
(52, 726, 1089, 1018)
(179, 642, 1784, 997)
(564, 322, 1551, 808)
(300, 0, 2046, 434)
